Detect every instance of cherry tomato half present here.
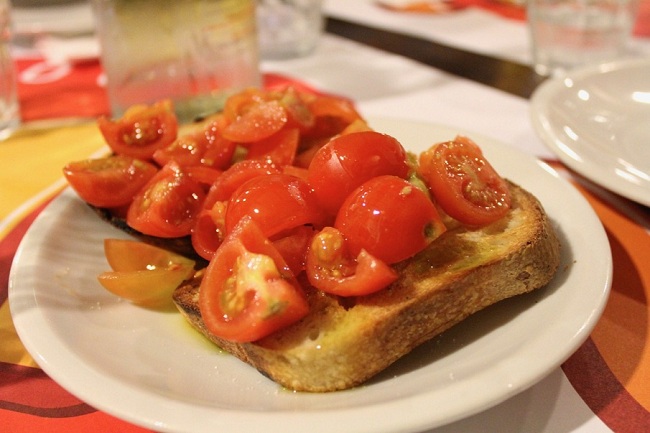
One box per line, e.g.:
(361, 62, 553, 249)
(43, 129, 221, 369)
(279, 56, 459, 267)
(335, 175, 446, 264)
(225, 173, 326, 238)
(191, 201, 228, 261)
(306, 227, 397, 296)
(126, 162, 206, 238)
(199, 216, 309, 342)
(63, 155, 158, 208)
(307, 131, 410, 215)
(418, 136, 511, 226)
(245, 127, 300, 166)
(97, 99, 178, 160)
(98, 239, 195, 307)
(203, 159, 281, 208)
(221, 100, 288, 143)
(271, 225, 317, 276)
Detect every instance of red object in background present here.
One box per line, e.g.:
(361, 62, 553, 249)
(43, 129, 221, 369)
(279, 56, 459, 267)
(635, 0, 650, 36)
(15, 58, 110, 122)
(14, 57, 328, 124)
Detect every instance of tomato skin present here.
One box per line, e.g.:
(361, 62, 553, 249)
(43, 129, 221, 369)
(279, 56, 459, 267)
(307, 131, 410, 215)
(98, 99, 178, 160)
(221, 100, 288, 143)
(306, 227, 397, 296)
(225, 173, 326, 238)
(185, 165, 223, 187)
(418, 136, 511, 226)
(63, 155, 158, 208)
(335, 175, 446, 264)
(152, 132, 205, 168)
(303, 94, 363, 139)
(271, 225, 317, 276)
(191, 201, 228, 261)
(199, 217, 309, 342)
(153, 119, 236, 170)
(204, 159, 281, 208)
(98, 239, 195, 307)
(245, 127, 300, 166)
(126, 162, 206, 238)
(103, 238, 195, 271)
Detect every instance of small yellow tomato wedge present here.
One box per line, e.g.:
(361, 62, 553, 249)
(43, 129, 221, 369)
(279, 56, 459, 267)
(103, 238, 195, 272)
(97, 265, 194, 306)
(98, 239, 196, 307)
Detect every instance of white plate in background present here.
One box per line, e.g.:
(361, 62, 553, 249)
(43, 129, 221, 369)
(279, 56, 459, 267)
(530, 58, 650, 207)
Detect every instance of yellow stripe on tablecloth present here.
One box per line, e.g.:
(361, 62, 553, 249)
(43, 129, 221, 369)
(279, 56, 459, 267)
(0, 302, 38, 367)
(1, 121, 106, 367)
(0, 122, 107, 221)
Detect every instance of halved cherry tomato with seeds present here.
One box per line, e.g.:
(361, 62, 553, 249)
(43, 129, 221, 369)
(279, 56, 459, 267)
(97, 99, 178, 160)
(306, 227, 397, 296)
(277, 87, 315, 132)
(418, 136, 511, 226)
(127, 162, 206, 238)
(199, 217, 309, 342)
(63, 155, 158, 208)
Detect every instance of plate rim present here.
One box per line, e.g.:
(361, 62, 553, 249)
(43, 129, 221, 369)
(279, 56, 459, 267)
(8, 117, 613, 433)
(529, 57, 650, 207)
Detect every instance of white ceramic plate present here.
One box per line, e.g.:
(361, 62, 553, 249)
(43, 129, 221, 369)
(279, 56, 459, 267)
(530, 57, 650, 207)
(9, 118, 611, 433)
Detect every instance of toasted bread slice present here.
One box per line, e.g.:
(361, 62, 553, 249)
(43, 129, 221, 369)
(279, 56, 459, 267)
(172, 181, 561, 392)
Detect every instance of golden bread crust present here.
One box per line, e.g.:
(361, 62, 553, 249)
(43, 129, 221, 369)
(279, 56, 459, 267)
(173, 181, 561, 392)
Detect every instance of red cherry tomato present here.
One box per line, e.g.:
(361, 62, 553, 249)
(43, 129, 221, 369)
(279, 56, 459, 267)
(191, 201, 228, 261)
(152, 132, 205, 168)
(303, 94, 363, 139)
(225, 173, 325, 238)
(185, 165, 223, 187)
(335, 175, 447, 264)
(307, 131, 410, 215)
(418, 136, 511, 226)
(276, 87, 315, 132)
(221, 100, 288, 143)
(306, 227, 397, 296)
(126, 162, 206, 238)
(153, 119, 236, 170)
(63, 155, 158, 208)
(199, 216, 309, 342)
(245, 127, 300, 166)
(97, 100, 178, 160)
(203, 159, 281, 208)
(271, 225, 317, 276)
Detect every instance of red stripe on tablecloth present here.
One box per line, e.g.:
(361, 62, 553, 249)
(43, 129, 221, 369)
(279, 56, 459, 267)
(563, 338, 650, 432)
(0, 362, 93, 417)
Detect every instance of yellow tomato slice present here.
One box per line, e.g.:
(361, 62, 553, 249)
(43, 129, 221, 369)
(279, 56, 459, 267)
(98, 239, 196, 306)
(97, 265, 194, 306)
(104, 238, 195, 271)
